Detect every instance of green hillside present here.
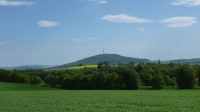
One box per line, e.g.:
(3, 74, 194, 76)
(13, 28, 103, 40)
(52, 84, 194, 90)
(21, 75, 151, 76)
(0, 82, 58, 91)
(51, 54, 150, 69)
(0, 65, 56, 70)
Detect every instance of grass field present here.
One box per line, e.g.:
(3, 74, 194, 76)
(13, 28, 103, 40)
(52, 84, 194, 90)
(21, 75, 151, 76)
(1, 82, 200, 112)
(0, 82, 58, 91)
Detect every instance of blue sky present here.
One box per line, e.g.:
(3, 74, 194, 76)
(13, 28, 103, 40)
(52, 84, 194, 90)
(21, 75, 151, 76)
(0, 0, 200, 66)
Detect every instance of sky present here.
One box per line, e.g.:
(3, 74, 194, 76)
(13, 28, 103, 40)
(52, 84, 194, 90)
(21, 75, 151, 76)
(0, 0, 200, 67)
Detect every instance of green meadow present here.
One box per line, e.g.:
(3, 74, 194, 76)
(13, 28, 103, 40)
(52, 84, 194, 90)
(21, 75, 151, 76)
(1, 82, 200, 112)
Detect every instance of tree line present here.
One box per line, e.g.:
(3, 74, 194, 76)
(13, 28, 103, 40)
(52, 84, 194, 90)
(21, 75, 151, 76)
(0, 69, 42, 85)
(1, 62, 200, 90)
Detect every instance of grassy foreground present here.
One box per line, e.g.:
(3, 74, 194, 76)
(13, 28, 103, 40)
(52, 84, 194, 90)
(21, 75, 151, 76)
(0, 82, 200, 112)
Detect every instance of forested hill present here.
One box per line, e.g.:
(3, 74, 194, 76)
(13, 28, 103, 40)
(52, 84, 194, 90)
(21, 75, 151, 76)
(2, 54, 200, 70)
(51, 54, 150, 69)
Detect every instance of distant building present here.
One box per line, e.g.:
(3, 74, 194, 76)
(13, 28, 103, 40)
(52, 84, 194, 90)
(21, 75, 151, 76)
(158, 59, 161, 65)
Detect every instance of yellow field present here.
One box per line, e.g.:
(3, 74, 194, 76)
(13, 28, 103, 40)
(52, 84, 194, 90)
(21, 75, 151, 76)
(68, 64, 98, 69)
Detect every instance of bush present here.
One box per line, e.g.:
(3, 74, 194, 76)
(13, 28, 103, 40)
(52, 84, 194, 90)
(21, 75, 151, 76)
(169, 77, 176, 86)
(151, 74, 166, 90)
(31, 76, 42, 85)
(142, 73, 153, 86)
(163, 75, 171, 86)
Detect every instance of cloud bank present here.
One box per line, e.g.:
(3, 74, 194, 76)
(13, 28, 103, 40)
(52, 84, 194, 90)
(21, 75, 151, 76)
(161, 16, 197, 28)
(102, 14, 153, 23)
(171, 0, 200, 6)
(102, 14, 197, 28)
(0, 0, 35, 6)
(134, 28, 146, 32)
(89, 0, 107, 4)
(37, 20, 59, 27)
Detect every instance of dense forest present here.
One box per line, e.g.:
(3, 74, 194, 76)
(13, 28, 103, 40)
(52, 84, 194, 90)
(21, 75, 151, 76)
(1, 62, 200, 90)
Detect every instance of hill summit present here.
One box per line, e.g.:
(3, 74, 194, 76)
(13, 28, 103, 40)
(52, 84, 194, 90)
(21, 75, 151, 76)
(52, 54, 150, 69)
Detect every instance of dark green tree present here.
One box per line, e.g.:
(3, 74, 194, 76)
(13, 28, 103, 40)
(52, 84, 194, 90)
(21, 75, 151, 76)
(19, 74, 30, 83)
(163, 75, 171, 86)
(57, 74, 68, 85)
(71, 74, 84, 89)
(143, 74, 153, 86)
(196, 67, 200, 86)
(137, 65, 143, 73)
(31, 76, 42, 85)
(93, 72, 106, 89)
(45, 75, 58, 87)
(176, 65, 195, 89)
(122, 68, 140, 90)
(151, 74, 166, 89)
(169, 77, 176, 86)
(105, 72, 119, 89)
(97, 63, 102, 69)
(0, 69, 10, 82)
(115, 76, 124, 89)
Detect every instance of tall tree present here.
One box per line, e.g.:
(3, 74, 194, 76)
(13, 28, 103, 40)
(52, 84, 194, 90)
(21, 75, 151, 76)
(176, 65, 195, 89)
(163, 75, 171, 86)
(197, 67, 200, 86)
(122, 68, 140, 90)
(57, 74, 68, 86)
(169, 77, 176, 86)
(143, 73, 153, 86)
(105, 72, 119, 89)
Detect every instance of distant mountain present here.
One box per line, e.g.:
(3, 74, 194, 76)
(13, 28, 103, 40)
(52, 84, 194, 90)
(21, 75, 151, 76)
(50, 54, 150, 69)
(170, 58, 200, 65)
(0, 65, 56, 70)
(149, 58, 200, 65)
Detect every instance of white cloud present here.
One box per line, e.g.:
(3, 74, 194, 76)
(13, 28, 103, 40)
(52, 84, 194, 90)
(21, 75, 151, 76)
(134, 28, 146, 32)
(86, 37, 98, 40)
(71, 39, 84, 42)
(161, 16, 197, 28)
(171, 0, 200, 6)
(0, 0, 35, 6)
(0, 42, 6, 45)
(37, 20, 59, 27)
(89, 0, 107, 4)
(98, 0, 107, 4)
(102, 14, 153, 23)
